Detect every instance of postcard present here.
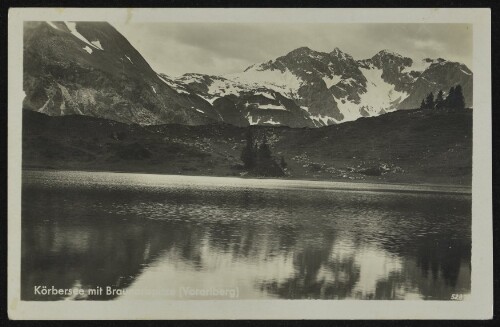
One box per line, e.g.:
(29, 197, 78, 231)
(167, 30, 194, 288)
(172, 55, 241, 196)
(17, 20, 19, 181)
(7, 7, 492, 319)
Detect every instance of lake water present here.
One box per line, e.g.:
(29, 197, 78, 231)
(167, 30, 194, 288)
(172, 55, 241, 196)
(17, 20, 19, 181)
(21, 170, 471, 300)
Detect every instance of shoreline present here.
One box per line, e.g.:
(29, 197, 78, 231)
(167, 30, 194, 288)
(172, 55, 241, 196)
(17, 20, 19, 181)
(22, 167, 472, 195)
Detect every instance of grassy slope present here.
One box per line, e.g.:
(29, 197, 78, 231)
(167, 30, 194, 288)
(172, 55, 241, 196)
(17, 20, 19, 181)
(22, 108, 472, 186)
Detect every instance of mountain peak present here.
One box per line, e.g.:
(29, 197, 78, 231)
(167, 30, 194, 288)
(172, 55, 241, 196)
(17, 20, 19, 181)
(374, 49, 403, 58)
(286, 46, 316, 57)
(330, 47, 353, 60)
(331, 47, 344, 53)
(364, 49, 413, 70)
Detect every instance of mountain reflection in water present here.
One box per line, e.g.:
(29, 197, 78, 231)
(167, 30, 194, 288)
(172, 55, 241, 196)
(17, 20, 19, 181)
(22, 170, 471, 300)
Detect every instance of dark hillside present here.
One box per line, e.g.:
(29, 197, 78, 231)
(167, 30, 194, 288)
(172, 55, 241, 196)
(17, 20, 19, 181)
(22, 109, 472, 185)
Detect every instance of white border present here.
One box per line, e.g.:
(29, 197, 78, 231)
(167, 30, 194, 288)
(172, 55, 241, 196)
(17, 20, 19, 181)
(8, 8, 492, 320)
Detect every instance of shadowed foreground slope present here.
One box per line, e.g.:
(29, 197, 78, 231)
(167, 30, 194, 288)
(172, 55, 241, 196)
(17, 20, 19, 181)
(22, 109, 472, 185)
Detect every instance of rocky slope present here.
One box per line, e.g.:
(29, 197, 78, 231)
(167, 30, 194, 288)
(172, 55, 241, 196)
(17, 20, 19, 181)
(23, 21, 221, 125)
(23, 22, 473, 128)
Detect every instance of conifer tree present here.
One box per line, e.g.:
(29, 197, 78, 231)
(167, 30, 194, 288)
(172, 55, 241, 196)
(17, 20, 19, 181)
(280, 156, 287, 169)
(435, 90, 444, 110)
(239, 129, 286, 177)
(240, 129, 255, 169)
(258, 135, 272, 160)
(420, 99, 426, 110)
(444, 86, 456, 109)
(442, 85, 466, 111)
(425, 92, 435, 110)
(454, 85, 466, 110)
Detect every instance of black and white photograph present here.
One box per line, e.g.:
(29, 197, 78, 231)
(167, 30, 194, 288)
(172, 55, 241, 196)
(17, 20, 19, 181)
(7, 8, 492, 320)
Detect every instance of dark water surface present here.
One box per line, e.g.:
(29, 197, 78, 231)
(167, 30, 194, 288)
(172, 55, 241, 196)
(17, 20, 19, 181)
(21, 170, 471, 300)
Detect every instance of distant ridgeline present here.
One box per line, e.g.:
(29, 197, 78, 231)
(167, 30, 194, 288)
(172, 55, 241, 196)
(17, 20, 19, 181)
(419, 84, 468, 111)
(240, 130, 286, 177)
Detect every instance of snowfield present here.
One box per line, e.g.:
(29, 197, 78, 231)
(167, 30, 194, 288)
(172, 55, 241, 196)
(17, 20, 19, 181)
(158, 74, 190, 95)
(322, 75, 343, 89)
(65, 22, 103, 51)
(228, 66, 303, 94)
(332, 66, 409, 122)
(207, 79, 247, 97)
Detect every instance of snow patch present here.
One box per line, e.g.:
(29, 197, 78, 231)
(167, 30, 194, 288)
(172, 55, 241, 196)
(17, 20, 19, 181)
(333, 67, 408, 122)
(258, 104, 287, 110)
(254, 92, 275, 100)
(151, 86, 157, 94)
(342, 78, 357, 86)
(199, 95, 219, 104)
(247, 115, 261, 125)
(264, 118, 281, 125)
(158, 74, 190, 94)
(401, 59, 435, 73)
(46, 21, 60, 30)
(419, 76, 437, 85)
(158, 74, 175, 86)
(64, 22, 103, 51)
(83, 46, 92, 54)
(228, 66, 303, 96)
(333, 98, 364, 122)
(37, 98, 52, 114)
(177, 74, 206, 84)
(125, 55, 133, 64)
(309, 114, 338, 126)
(195, 108, 205, 114)
(460, 68, 472, 76)
(360, 67, 408, 107)
(322, 75, 342, 89)
(308, 53, 324, 61)
(207, 78, 247, 97)
(60, 99, 66, 115)
(91, 40, 103, 50)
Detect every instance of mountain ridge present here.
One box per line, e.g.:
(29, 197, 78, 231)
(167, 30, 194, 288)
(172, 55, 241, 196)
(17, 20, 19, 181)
(23, 21, 473, 128)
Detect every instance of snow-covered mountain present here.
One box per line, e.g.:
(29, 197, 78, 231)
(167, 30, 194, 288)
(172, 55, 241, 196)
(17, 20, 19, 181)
(23, 22, 473, 128)
(160, 72, 316, 127)
(169, 47, 472, 127)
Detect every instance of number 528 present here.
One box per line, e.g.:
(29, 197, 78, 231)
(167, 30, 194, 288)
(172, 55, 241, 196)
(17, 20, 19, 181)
(451, 294, 464, 300)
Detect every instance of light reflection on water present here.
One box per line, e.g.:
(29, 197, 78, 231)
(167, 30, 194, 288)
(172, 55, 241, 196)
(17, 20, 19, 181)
(21, 170, 471, 300)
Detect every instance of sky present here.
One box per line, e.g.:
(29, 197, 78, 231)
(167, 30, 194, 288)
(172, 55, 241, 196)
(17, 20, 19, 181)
(113, 23, 472, 77)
